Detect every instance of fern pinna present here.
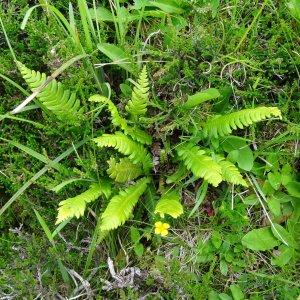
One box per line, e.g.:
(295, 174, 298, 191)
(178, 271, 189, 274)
(17, 62, 84, 123)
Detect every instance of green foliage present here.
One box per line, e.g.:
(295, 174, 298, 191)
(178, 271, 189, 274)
(100, 177, 150, 231)
(93, 132, 153, 171)
(203, 107, 282, 138)
(216, 156, 248, 187)
(154, 190, 183, 218)
(107, 157, 143, 183)
(17, 62, 84, 123)
(125, 66, 150, 118)
(176, 143, 222, 187)
(56, 182, 111, 224)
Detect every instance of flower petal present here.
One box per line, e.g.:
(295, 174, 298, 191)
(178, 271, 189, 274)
(160, 229, 168, 236)
(155, 221, 162, 227)
(162, 223, 170, 229)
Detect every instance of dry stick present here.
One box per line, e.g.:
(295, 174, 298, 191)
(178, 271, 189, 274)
(11, 53, 89, 114)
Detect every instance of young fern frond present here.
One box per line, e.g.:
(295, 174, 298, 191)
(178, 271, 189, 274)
(56, 182, 111, 224)
(89, 95, 127, 128)
(203, 107, 282, 138)
(89, 95, 152, 145)
(107, 157, 143, 183)
(216, 156, 248, 187)
(177, 143, 222, 187)
(154, 191, 183, 218)
(100, 177, 150, 231)
(17, 62, 84, 122)
(125, 66, 150, 117)
(93, 132, 153, 171)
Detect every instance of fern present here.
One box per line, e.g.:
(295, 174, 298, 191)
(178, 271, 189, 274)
(107, 157, 143, 182)
(93, 132, 153, 171)
(17, 62, 84, 122)
(203, 107, 282, 138)
(100, 177, 150, 231)
(216, 156, 248, 187)
(123, 126, 152, 145)
(125, 66, 150, 117)
(155, 191, 183, 218)
(177, 143, 222, 187)
(89, 95, 127, 128)
(56, 182, 111, 224)
(89, 95, 152, 145)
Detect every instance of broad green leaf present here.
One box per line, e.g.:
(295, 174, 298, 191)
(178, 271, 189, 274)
(211, 231, 222, 249)
(183, 88, 220, 109)
(130, 227, 141, 243)
(267, 196, 281, 217)
(97, 43, 136, 74)
(237, 146, 253, 171)
(220, 259, 228, 275)
(271, 223, 297, 248)
(155, 191, 183, 218)
(219, 293, 233, 300)
(285, 181, 300, 198)
(89, 7, 113, 22)
(287, 0, 300, 21)
(148, 0, 184, 14)
(268, 172, 281, 190)
(230, 285, 244, 300)
(271, 245, 294, 267)
(273, 192, 295, 203)
(222, 137, 253, 171)
(241, 227, 280, 251)
(243, 194, 259, 205)
(208, 291, 221, 300)
(134, 243, 144, 257)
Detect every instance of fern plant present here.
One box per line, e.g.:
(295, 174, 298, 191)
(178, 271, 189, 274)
(17, 62, 84, 123)
(52, 66, 282, 242)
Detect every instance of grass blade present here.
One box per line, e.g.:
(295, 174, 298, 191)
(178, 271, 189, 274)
(0, 138, 88, 218)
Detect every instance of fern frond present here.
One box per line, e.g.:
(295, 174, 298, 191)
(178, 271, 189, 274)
(56, 181, 111, 224)
(216, 156, 248, 187)
(17, 62, 84, 122)
(125, 66, 150, 117)
(177, 143, 222, 187)
(155, 191, 183, 218)
(89, 94, 152, 145)
(100, 177, 150, 231)
(93, 132, 153, 171)
(107, 157, 143, 183)
(203, 107, 282, 138)
(123, 126, 152, 145)
(89, 95, 127, 128)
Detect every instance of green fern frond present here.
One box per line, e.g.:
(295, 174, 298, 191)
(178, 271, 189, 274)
(89, 94, 152, 145)
(216, 156, 248, 187)
(125, 66, 150, 117)
(56, 181, 111, 224)
(203, 107, 282, 138)
(17, 62, 84, 122)
(123, 126, 152, 145)
(93, 132, 153, 171)
(155, 191, 183, 218)
(100, 177, 150, 231)
(89, 95, 127, 128)
(107, 157, 143, 183)
(177, 143, 222, 187)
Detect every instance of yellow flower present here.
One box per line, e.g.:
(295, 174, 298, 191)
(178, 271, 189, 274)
(154, 221, 170, 237)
